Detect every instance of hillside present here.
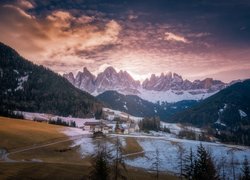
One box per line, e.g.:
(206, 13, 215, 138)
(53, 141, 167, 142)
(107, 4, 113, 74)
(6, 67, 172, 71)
(0, 43, 102, 118)
(168, 80, 250, 145)
(97, 90, 198, 120)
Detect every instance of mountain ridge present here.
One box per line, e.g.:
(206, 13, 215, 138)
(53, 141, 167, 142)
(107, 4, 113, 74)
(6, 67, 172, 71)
(166, 79, 250, 145)
(64, 66, 228, 103)
(96, 90, 198, 120)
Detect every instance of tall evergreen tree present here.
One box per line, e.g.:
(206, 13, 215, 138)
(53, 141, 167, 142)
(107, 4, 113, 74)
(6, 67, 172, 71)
(194, 144, 218, 180)
(241, 156, 250, 180)
(182, 148, 195, 180)
(177, 145, 185, 180)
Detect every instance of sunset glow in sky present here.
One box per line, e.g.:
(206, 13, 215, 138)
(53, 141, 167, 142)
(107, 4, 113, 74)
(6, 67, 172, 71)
(1, 0, 250, 82)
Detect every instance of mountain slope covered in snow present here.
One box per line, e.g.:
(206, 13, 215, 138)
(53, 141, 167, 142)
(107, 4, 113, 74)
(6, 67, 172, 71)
(64, 67, 227, 103)
(97, 90, 198, 120)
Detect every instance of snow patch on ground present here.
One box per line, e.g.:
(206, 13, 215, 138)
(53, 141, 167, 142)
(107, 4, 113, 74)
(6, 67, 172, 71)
(135, 88, 216, 103)
(61, 128, 250, 179)
(15, 111, 99, 127)
(215, 103, 228, 126)
(15, 75, 29, 91)
(103, 108, 143, 122)
(125, 137, 250, 177)
(123, 104, 128, 110)
(239, 109, 247, 118)
(61, 127, 90, 136)
(160, 122, 202, 135)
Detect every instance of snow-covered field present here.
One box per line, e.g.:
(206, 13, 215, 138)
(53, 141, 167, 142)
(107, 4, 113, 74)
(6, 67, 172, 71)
(15, 111, 99, 127)
(62, 128, 250, 179)
(160, 121, 203, 134)
(103, 108, 143, 122)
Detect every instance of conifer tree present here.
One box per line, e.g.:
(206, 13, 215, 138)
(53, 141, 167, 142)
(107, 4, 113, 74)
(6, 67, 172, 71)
(194, 144, 218, 180)
(182, 148, 195, 180)
(241, 156, 250, 180)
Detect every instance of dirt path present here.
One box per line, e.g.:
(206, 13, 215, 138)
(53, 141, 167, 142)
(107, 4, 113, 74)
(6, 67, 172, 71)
(0, 134, 91, 163)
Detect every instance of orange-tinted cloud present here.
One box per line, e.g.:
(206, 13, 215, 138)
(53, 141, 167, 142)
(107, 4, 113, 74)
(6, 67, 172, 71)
(0, 2, 122, 73)
(164, 32, 190, 43)
(0, 0, 250, 82)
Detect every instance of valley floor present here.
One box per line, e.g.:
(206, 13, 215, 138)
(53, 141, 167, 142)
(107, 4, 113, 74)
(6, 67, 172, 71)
(0, 117, 177, 180)
(1, 116, 250, 179)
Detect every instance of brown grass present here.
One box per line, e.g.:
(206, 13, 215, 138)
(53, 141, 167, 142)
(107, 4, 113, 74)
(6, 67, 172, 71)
(123, 137, 143, 154)
(0, 116, 66, 151)
(0, 117, 178, 179)
(0, 162, 178, 180)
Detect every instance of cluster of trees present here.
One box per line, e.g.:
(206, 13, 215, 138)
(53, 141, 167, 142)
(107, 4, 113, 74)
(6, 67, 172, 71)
(89, 137, 127, 180)
(0, 110, 24, 119)
(178, 144, 250, 180)
(215, 128, 250, 146)
(178, 130, 212, 142)
(168, 80, 250, 146)
(48, 118, 76, 127)
(178, 130, 197, 140)
(180, 144, 218, 180)
(150, 143, 250, 180)
(139, 117, 161, 132)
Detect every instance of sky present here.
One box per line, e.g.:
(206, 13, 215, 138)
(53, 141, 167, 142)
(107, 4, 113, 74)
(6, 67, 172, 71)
(0, 0, 250, 82)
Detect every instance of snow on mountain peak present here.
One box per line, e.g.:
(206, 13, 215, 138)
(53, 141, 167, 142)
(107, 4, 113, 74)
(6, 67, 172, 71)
(63, 67, 227, 103)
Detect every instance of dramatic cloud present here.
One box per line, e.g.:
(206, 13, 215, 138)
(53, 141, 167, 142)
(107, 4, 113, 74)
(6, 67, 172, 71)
(164, 32, 190, 43)
(0, 0, 250, 82)
(16, 0, 34, 9)
(0, 2, 122, 73)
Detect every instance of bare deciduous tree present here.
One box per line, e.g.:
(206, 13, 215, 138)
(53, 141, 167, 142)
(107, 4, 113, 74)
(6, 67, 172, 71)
(112, 137, 127, 180)
(152, 148, 160, 180)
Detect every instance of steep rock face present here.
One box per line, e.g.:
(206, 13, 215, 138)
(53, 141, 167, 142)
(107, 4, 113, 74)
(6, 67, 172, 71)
(74, 67, 96, 93)
(63, 67, 227, 102)
(142, 73, 225, 92)
(63, 72, 75, 85)
(64, 66, 140, 95)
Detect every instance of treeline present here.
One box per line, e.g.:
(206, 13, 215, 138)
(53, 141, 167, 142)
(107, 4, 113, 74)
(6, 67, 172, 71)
(215, 127, 250, 146)
(48, 118, 76, 127)
(152, 143, 250, 180)
(179, 144, 250, 180)
(139, 117, 161, 132)
(0, 110, 24, 119)
(180, 144, 218, 180)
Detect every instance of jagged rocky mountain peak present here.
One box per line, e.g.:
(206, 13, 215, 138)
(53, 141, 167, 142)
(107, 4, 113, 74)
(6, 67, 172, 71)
(63, 66, 227, 102)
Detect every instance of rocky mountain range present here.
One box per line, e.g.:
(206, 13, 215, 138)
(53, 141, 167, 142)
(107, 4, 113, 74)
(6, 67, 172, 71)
(63, 67, 227, 103)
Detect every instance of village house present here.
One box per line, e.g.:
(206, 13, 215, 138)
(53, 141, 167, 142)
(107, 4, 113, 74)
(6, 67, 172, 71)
(83, 119, 140, 135)
(129, 123, 140, 133)
(103, 110, 115, 121)
(83, 121, 112, 134)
